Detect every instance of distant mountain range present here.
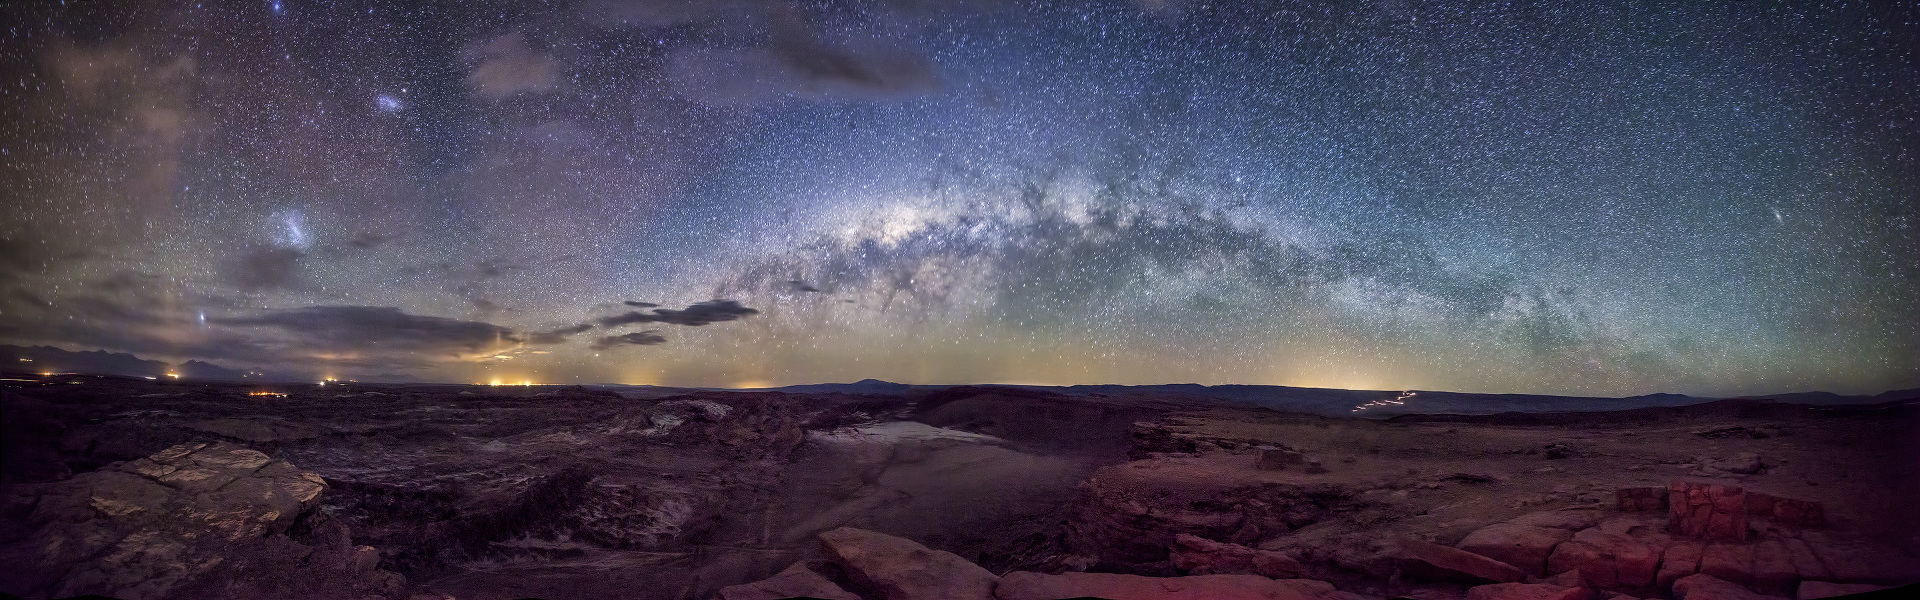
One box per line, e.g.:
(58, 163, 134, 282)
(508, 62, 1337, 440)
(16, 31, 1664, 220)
(765, 379, 1920, 417)
(0, 345, 292, 382)
(6, 344, 1915, 417)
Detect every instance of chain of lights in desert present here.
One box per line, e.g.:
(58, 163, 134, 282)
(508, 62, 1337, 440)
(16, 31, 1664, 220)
(1, 1, 1914, 396)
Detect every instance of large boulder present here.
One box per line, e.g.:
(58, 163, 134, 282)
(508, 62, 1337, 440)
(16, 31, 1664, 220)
(1459, 523, 1577, 577)
(1171, 534, 1305, 578)
(1671, 573, 1782, 600)
(1389, 538, 1526, 584)
(818, 527, 998, 600)
(1545, 528, 1661, 588)
(716, 562, 861, 600)
(1658, 541, 1706, 590)
(993, 571, 1343, 600)
(1669, 482, 1748, 542)
(0, 442, 402, 600)
(1463, 582, 1594, 600)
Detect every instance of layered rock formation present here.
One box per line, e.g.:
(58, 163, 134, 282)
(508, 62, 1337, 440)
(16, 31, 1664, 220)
(724, 527, 1371, 600)
(0, 442, 403, 600)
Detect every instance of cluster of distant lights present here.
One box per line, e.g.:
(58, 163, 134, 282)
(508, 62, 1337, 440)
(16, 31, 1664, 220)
(1352, 390, 1417, 412)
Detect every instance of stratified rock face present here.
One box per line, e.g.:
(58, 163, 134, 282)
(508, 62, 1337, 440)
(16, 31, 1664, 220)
(993, 571, 1338, 600)
(1670, 573, 1779, 600)
(1170, 534, 1305, 578)
(1669, 482, 1749, 542)
(1458, 523, 1577, 577)
(1463, 582, 1595, 600)
(1545, 527, 1661, 588)
(1066, 456, 1367, 567)
(818, 527, 998, 600)
(0, 442, 402, 600)
(716, 562, 861, 600)
(1390, 538, 1526, 584)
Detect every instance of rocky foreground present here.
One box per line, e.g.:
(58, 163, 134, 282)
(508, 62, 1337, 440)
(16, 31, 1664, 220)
(1, 377, 1917, 599)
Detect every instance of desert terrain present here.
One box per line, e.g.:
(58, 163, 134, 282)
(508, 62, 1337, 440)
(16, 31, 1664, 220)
(2, 375, 1916, 600)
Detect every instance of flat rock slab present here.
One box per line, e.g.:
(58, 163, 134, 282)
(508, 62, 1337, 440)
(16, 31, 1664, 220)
(819, 526, 998, 600)
(1171, 534, 1304, 578)
(1546, 527, 1660, 588)
(1671, 573, 1785, 600)
(1459, 523, 1577, 577)
(1392, 538, 1526, 584)
(717, 562, 861, 600)
(994, 571, 1340, 600)
(1464, 582, 1594, 600)
(1, 442, 396, 600)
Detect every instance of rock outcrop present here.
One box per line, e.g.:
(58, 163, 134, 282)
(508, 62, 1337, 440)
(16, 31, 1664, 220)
(818, 527, 999, 600)
(1170, 533, 1305, 578)
(994, 571, 1353, 600)
(1545, 527, 1662, 588)
(1670, 573, 1781, 600)
(716, 562, 861, 600)
(1388, 538, 1526, 584)
(0, 442, 403, 600)
(1458, 522, 1578, 577)
(1066, 455, 1369, 567)
(1668, 482, 1749, 542)
(1464, 582, 1594, 600)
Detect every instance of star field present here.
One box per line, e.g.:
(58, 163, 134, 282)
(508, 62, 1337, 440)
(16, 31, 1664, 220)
(1, 0, 1914, 395)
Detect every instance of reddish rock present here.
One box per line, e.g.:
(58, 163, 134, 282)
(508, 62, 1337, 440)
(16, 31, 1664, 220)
(992, 571, 1342, 600)
(1537, 569, 1586, 588)
(1796, 581, 1890, 599)
(717, 562, 861, 600)
(1463, 582, 1594, 600)
(1670, 573, 1779, 600)
(1390, 538, 1526, 584)
(1748, 540, 1797, 593)
(1616, 488, 1667, 512)
(1698, 544, 1755, 586)
(1510, 510, 1608, 531)
(1459, 523, 1577, 577)
(1779, 538, 1831, 582)
(818, 527, 998, 600)
(1670, 482, 1749, 542)
(1171, 534, 1305, 578)
(1766, 497, 1823, 526)
(1544, 528, 1661, 588)
(2, 442, 401, 600)
(1658, 542, 1705, 590)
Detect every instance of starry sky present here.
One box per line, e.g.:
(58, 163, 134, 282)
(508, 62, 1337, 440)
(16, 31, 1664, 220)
(1, 0, 1915, 396)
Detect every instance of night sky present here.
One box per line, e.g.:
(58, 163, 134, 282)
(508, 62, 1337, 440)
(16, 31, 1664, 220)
(1, 0, 1915, 396)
